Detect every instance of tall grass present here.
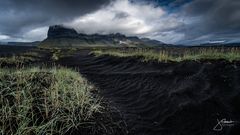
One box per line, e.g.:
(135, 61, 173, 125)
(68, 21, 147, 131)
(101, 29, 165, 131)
(181, 48, 240, 62)
(0, 55, 41, 67)
(0, 56, 31, 65)
(92, 48, 240, 62)
(0, 67, 102, 135)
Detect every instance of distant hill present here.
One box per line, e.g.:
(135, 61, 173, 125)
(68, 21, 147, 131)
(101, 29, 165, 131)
(198, 43, 240, 47)
(40, 25, 167, 48)
(0, 41, 40, 46)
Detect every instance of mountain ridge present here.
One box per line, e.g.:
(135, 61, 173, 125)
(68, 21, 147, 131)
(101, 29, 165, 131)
(40, 25, 167, 47)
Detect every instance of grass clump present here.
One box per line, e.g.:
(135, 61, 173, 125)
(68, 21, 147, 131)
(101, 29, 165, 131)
(0, 67, 103, 135)
(0, 56, 36, 67)
(50, 49, 79, 61)
(92, 48, 240, 62)
(92, 49, 176, 62)
(181, 48, 240, 62)
(0, 49, 47, 66)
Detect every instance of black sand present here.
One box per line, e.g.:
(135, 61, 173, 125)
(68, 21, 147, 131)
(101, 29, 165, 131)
(1, 46, 240, 135)
(58, 50, 240, 135)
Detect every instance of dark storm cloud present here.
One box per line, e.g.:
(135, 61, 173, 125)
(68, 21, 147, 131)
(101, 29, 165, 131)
(179, 0, 240, 44)
(132, 0, 240, 44)
(130, 0, 191, 9)
(0, 0, 239, 44)
(0, 0, 113, 35)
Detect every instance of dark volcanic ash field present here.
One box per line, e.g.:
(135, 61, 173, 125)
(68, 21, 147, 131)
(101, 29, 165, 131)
(57, 50, 240, 135)
(1, 47, 240, 135)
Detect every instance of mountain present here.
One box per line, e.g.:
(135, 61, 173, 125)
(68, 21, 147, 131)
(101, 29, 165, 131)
(40, 25, 167, 47)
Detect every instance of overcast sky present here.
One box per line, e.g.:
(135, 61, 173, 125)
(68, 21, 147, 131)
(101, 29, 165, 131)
(0, 0, 239, 45)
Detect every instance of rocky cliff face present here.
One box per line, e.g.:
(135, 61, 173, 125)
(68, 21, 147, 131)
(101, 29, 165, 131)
(41, 25, 167, 47)
(47, 25, 79, 39)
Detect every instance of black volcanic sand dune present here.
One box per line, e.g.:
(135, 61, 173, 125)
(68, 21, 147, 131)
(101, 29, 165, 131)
(58, 50, 240, 135)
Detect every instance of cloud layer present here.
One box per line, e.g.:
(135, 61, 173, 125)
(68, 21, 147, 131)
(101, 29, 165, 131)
(181, 0, 240, 44)
(0, 0, 112, 41)
(0, 0, 240, 44)
(65, 0, 184, 43)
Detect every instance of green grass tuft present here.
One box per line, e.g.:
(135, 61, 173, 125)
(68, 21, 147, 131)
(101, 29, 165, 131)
(0, 56, 36, 66)
(0, 67, 103, 135)
(92, 48, 240, 62)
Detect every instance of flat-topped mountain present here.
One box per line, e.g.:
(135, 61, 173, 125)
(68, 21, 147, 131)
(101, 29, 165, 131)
(47, 25, 79, 39)
(40, 25, 167, 47)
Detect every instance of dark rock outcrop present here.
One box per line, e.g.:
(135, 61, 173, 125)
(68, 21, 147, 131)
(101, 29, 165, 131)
(48, 25, 79, 39)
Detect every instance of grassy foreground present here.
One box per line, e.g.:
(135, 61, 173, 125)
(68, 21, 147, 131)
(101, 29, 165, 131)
(92, 48, 240, 62)
(0, 67, 102, 135)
